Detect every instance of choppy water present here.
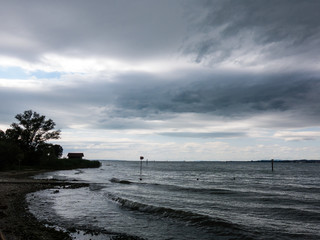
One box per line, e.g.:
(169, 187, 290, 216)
(27, 161, 320, 240)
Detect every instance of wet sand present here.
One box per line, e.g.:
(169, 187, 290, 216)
(0, 170, 146, 240)
(0, 170, 86, 240)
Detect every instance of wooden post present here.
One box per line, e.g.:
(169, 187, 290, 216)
(271, 159, 274, 172)
(140, 156, 144, 180)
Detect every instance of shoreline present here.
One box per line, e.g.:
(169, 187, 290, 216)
(0, 170, 88, 240)
(0, 170, 146, 240)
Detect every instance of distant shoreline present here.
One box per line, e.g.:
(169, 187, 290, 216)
(252, 159, 320, 163)
(98, 159, 320, 163)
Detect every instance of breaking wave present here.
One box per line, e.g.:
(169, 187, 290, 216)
(106, 193, 252, 239)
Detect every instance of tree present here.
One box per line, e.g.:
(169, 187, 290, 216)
(53, 144, 63, 158)
(37, 143, 63, 159)
(8, 110, 61, 152)
(0, 139, 23, 169)
(0, 129, 5, 139)
(0, 129, 24, 169)
(3, 110, 61, 165)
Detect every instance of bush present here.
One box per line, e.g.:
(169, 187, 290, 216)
(0, 140, 23, 170)
(39, 158, 101, 170)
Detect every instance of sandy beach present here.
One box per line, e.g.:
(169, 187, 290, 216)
(0, 170, 87, 240)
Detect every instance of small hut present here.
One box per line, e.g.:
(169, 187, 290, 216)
(67, 153, 84, 159)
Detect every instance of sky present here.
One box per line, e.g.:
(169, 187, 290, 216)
(1, 0, 320, 161)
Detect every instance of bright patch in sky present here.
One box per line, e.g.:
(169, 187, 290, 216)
(31, 70, 61, 79)
(0, 66, 29, 79)
(0, 66, 61, 79)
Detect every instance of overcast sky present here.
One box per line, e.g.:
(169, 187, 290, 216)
(1, 0, 320, 161)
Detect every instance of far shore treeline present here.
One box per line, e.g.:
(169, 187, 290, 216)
(0, 110, 100, 170)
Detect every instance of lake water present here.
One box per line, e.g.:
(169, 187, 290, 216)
(27, 161, 320, 240)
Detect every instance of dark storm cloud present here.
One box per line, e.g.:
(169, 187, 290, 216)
(108, 70, 320, 120)
(30, 69, 319, 129)
(1, 69, 320, 130)
(185, 0, 320, 65)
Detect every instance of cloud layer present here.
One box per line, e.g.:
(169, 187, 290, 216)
(184, 0, 320, 69)
(1, 0, 320, 160)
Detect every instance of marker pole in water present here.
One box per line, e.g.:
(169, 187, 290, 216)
(140, 156, 144, 180)
(271, 159, 274, 172)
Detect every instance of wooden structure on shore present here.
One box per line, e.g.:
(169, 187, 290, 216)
(67, 153, 84, 159)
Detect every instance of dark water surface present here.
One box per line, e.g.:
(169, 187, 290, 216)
(28, 161, 320, 239)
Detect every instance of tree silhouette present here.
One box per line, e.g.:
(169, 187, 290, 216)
(1, 110, 61, 166)
(8, 110, 60, 152)
(1, 110, 101, 170)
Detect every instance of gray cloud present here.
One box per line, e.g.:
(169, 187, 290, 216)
(0, 0, 187, 62)
(159, 132, 246, 139)
(2, 69, 319, 131)
(184, 0, 320, 65)
(1, 0, 320, 136)
(106, 70, 320, 122)
(1, 0, 319, 69)
(1, 0, 320, 161)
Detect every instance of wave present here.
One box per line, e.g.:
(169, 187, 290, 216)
(109, 178, 132, 184)
(266, 207, 320, 222)
(89, 183, 107, 191)
(139, 182, 240, 197)
(157, 183, 236, 195)
(108, 177, 236, 195)
(106, 193, 253, 238)
(74, 170, 84, 175)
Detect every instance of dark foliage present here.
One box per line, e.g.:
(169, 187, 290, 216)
(39, 158, 101, 170)
(9, 110, 60, 152)
(0, 138, 23, 169)
(0, 110, 62, 169)
(1, 110, 101, 171)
